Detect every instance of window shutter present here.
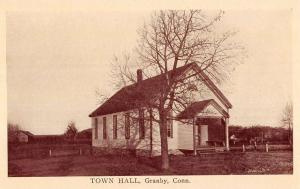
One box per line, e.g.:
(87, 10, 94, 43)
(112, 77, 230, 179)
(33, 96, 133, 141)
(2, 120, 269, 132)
(170, 118, 173, 138)
(167, 111, 173, 138)
(95, 118, 98, 139)
(125, 113, 130, 139)
(113, 115, 117, 139)
(103, 117, 107, 139)
(139, 109, 145, 139)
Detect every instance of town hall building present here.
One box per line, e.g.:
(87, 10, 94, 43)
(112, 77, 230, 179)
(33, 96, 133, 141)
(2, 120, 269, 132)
(89, 63, 232, 156)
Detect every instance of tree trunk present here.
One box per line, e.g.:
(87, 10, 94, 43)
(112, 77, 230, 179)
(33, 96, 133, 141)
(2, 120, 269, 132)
(159, 110, 169, 170)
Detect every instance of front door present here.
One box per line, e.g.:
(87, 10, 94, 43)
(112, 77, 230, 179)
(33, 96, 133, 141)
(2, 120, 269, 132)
(198, 125, 208, 146)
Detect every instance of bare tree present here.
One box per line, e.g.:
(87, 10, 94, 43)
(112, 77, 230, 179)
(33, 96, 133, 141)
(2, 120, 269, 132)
(8, 123, 21, 143)
(281, 102, 293, 145)
(64, 121, 78, 142)
(104, 10, 244, 170)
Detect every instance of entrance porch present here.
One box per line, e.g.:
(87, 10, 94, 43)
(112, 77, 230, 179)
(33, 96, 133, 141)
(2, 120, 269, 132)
(192, 116, 229, 154)
(193, 116, 229, 155)
(176, 99, 230, 155)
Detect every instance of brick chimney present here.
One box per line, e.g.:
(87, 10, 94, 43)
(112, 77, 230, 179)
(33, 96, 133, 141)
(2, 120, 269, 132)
(137, 69, 143, 83)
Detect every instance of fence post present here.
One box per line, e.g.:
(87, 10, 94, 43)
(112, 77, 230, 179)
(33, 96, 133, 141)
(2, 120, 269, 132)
(265, 143, 269, 152)
(49, 149, 52, 157)
(254, 141, 257, 150)
(242, 144, 245, 152)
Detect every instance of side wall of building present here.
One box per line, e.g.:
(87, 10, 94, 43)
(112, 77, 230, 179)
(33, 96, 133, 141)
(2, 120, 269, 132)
(150, 117, 180, 155)
(92, 110, 151, 150)
(177, 120, 193, 150)
(91, 109, 180, 155)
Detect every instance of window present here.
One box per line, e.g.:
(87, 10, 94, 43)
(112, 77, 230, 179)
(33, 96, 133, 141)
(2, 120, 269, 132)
(167, 120, 173, 138)
(113, 115, 117, 139)
(103, 117, 107, 139)
(95, 118, 98, 139)
(167, 111, 173, 138)
(139, 109, 145, 139)
(125, 113, 130, 139)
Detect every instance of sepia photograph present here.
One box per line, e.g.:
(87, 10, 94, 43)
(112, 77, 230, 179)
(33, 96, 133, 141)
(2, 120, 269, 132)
(6, 9, 293, 177)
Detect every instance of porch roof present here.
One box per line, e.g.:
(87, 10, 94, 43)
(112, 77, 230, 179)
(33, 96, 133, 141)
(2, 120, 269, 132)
(177, 99, 229, 119)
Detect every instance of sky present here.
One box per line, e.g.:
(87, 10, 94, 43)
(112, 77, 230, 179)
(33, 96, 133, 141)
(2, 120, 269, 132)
(6, 10, 292, 134)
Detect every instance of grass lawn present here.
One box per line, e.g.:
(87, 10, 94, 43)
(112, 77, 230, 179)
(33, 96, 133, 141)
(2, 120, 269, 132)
(8, 151, 292, 176)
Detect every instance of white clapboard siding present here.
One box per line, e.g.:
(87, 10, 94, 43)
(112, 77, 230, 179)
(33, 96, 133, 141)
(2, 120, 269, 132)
(183, 69, 229, 111)
(151, 120, 179, 151)
(177, 120, 193, 150)
(92, 111, 151, 150)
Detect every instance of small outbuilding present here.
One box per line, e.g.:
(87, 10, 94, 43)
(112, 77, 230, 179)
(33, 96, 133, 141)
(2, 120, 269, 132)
(17, 130, 34, 143)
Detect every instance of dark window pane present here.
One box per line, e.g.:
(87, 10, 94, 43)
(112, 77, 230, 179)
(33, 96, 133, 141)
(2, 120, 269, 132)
(139, 109, 145, 139)
(125, 113, 130, 139)
(167, 111, 173, 138)
(113, 115, 117, 139)
(103, 117, 107, 139)
(95, 118, 98, 139)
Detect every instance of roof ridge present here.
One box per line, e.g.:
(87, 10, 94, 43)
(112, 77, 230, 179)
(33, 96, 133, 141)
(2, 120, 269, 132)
(89, 63, 232, 117)
(89, 64, 196, 117)
(122, 63, 195, 88)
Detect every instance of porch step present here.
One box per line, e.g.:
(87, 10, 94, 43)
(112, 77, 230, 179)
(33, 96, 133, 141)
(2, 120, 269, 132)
(197, 148, 216, 153)
(179, 148, 226, 156)
(196, 151, 229, 158)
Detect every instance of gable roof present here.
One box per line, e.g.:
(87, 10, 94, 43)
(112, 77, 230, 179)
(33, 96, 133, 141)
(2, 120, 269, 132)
(89, 63, 232, 117)
(176, 99, 229, 119)
(194, 66, 232, 109)
(19, 130, 34, 137)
